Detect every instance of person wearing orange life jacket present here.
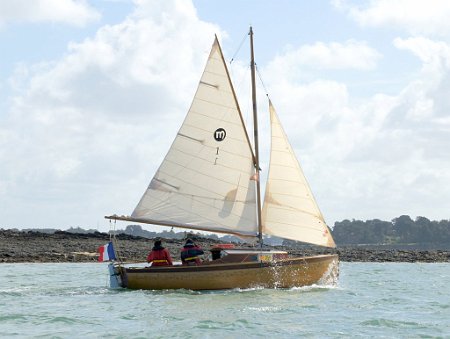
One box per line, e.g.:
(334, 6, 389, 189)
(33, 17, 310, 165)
(147, 239, 173, 266)
(181, 238, 204, 265)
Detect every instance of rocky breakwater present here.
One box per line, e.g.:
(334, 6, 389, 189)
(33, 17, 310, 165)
(285, 245, 450, 263)
(1, 229, 450, 263)
(0, 229, 222, 263)
(336, 247, 450, 262)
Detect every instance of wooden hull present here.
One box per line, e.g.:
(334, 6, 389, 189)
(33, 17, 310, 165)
(112, 254, 339, 290)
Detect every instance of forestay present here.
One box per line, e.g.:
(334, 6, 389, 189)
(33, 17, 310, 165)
(262, 101, 336, 248)
(131, 37, 258, 237)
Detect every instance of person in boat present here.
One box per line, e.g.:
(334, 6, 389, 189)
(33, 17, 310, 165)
(181, 239, 204, 265)
(147, 239, 173, 266)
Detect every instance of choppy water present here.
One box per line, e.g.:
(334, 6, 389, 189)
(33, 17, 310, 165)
(1, 262, 449, 338)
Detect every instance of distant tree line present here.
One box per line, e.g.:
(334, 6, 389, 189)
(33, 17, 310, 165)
(332, 215, 450, 245)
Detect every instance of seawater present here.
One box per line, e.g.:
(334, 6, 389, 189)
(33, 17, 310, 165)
(1, 263, 449, 338)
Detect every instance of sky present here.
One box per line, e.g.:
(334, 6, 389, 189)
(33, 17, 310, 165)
(1, 0, 449, 232)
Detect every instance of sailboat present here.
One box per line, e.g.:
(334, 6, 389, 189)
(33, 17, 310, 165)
(105, 27, 338, 290)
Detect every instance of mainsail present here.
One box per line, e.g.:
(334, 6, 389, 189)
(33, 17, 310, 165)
(130, 37, 258, 237)
(262, 101, 336, 248)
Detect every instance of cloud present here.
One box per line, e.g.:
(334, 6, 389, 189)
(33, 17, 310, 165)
(393, 37, 450, 122)
(266, 40, 381, 84)
(0, 0, 222, 228)
(261, 36, 450, 223)
(334, 0, 450, 36)
(394, 37, 450, 68)
(0, 0, 100, 27)
(297, 40, 381, 70)
(2, 0, 450, 230)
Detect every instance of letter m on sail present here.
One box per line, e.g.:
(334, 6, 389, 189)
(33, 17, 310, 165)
(214, 128, 226, 142)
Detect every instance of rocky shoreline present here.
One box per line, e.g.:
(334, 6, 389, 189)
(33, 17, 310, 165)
(1, 229, 449, 263)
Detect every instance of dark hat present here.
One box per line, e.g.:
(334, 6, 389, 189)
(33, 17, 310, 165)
(154, 238, 162, 246)
(185, 238, 194, 245)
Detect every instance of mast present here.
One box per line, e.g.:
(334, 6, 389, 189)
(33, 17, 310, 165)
(249, 26, 263, 246)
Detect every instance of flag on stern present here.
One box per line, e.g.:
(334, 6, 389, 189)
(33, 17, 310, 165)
(98, 241, 116, 262)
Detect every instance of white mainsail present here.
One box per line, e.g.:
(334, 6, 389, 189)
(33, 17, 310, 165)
(262, 101, 336, 248)
(130, 37, 258, 237)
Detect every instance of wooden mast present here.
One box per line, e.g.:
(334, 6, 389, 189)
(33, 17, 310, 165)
(249, 26, 263, 246)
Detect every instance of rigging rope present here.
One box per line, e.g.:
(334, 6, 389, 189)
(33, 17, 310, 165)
(110, 218, 124, 265)
(255, 64, 270, 99)
(229, 32, 249, 64)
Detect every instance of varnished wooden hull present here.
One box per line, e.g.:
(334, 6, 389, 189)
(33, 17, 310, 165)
(113, 254, 339, 290)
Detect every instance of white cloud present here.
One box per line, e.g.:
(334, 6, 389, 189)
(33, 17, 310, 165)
(298, 40, 381, 70)
(0, 0, 222, 229)
(0, 0, 100, 27)
(261, 37, 450, 223)
(2, 0, 450, 230)
(393, 37, 450, 122)
(335, 0, 450, 36)
(394, 37, 450, 69)
(267, 40, 381, 83)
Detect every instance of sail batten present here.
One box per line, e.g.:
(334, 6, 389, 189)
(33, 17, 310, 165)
(264, 219, 328, 234)
(149, 171, 254, 202)
(264, 205, 321, 217)
(137, 194, 256, 223)
(262, 101, 336, 248)
(164, 148, 252, 170)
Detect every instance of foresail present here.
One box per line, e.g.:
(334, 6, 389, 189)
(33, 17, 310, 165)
(262, 101, 336, 248)
(131, 37, 258, 237)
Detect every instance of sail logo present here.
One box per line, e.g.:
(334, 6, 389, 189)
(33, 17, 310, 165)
(214, 128, 226, 141)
